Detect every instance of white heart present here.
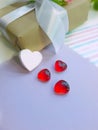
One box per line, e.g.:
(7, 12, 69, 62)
(19, 49, 43, 71)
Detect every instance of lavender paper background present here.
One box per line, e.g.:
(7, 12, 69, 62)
(0, 45, 98, 130)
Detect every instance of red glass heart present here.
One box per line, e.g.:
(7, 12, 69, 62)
(37, 69, 51, 82)
(54, 80, 70, 95)
(55, 60, 67, 72)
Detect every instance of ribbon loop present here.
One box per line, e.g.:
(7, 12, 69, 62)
(36, 0, 69, 52)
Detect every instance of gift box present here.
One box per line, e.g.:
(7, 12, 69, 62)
(0, 0, 90, 51)
(65, 0, 90, 31)
(0, 2, 51, 51)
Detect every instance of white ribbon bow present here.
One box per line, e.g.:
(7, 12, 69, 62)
(0, 0, 69, 52)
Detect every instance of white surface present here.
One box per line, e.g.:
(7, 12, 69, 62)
(0, 45, 98, 130)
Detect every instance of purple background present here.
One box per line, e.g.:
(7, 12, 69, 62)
(0, 45, 98, 130)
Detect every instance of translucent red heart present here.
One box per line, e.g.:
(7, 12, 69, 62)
(54, 80, 70, 95)
(55, 60, 67, 72)
(37, 69, 51, 82)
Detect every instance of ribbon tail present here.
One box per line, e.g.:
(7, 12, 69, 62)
(35, 0, 69, 53)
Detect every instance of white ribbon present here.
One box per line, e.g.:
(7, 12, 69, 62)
(36, 0, 69, 52)
(0, 4, 35, 28)
(0, 0, 69, 52)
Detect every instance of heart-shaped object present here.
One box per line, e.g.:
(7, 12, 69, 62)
(54, 80, 70, 95)
(19, 49, 43, 71)
(54, 60, 67, 72)
(37, 69, 51, 82)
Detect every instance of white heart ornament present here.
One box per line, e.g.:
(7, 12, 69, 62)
(19, 49, 43, 71)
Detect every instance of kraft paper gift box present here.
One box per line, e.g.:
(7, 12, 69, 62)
(64, 0, 90, 31)
(0, 0, 90, 51)
(0, 3, 51, 51)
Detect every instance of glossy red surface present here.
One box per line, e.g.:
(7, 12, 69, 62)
(54, 80, 70, 95)
(55, 60, 67, 72)
(37, 69, 51, 82)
